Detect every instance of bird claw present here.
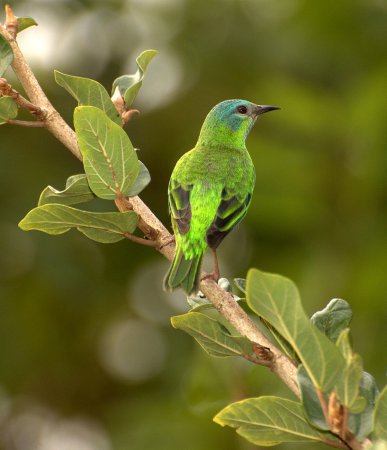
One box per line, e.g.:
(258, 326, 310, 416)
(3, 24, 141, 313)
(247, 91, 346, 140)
(200, 270, 220, 283)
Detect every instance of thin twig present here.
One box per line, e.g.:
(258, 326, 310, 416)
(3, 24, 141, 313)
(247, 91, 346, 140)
(0, 23, 81, 159)
(123, 232, 159, 247)
(0, 78, 44, 116)
(8, 119, 45, 127)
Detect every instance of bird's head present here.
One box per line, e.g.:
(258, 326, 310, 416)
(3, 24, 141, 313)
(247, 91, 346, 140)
(198, 99, 279, 148)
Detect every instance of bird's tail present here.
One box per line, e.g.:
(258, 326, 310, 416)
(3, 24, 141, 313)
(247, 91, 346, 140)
(164, 245, 203, 295)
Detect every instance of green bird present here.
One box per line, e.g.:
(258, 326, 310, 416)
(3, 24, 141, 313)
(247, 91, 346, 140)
(164, 99, 279, 295)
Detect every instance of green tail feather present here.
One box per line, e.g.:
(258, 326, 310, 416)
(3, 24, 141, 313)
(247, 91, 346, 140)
(164, 246, 203, 295)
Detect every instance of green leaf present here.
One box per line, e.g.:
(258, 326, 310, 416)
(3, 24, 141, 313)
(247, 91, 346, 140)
(297, 365, 328, 430)
(74, 106, 140, 200)
(38, 174, 95, 206)
(214, 396, 338, 446)
(0, 35, 14, 77)
(55, 70, 121, 124)
(171, 311, 251, 358)
(336, 328, 353, 360)
(349, 371, 379, 440)
(335, 329, 363, 409)
(350, 396, 367, 414)
(246, 268, 345, 392)
(127, 161, 151, 197)
(311, 298, 352, 343)
(19, 204, 138, 243)
(17, 17, 38, 33)
(112, 49, 157, 108)
(0, 96, 18, 124)
(337, 354, 363, 409)
(234, 278, 246, 293)
(373, 385, 387, 441)
(233, 281, 295, 360)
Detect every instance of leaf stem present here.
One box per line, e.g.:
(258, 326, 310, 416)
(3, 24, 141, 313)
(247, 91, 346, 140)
(123, 232, 159, 247)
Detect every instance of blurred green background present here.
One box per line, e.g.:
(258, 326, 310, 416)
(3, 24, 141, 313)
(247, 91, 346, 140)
(0, 0, 386, 449)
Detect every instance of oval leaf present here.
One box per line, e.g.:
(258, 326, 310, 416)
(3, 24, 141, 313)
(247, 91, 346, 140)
(311, 298, 352, 343)
(0, 35, 14, 77)
(38, 174, 95, 206)
(74, 106, 140, 200)
(17, 17, 38, 33)
(19, 204, 138, 243)
(0, 96, 18, 124)
(127, 161, 151, 197)
(112, 49, 157, 108)
(214, 396, 338, 446)
(246, 268, 345, 392)
(373, 385, 387, 441)
(55, 70, 121, 124)
(171, 311, 251, 358)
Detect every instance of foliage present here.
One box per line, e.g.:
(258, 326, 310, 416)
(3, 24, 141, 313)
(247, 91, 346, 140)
(0, 3, 386, 450)
(173, 270, 385, 448)
(14, 50, 155, 242)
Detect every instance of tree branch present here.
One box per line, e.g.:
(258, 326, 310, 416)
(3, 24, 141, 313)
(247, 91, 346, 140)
(0, 22, 301, 397)
(0, 25, 81, 160)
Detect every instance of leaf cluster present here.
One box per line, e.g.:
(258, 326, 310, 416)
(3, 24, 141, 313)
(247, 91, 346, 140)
(172, 270, 386, 449)
(4, 44, 157, 243)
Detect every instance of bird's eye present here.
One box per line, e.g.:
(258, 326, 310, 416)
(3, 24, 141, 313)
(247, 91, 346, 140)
(237, 105, 248, 114)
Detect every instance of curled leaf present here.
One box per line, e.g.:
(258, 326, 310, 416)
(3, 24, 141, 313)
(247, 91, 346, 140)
(112, 49, 157, 108)
(311, 298, 352, 343)
(38, 174, 95, 206)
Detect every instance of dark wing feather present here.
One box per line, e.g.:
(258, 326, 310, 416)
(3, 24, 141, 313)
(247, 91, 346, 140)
(168, 179, 192, 235)
(206, 188, 252, 249)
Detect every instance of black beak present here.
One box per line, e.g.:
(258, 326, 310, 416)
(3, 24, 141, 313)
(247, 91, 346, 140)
(254, 105, 280, 115)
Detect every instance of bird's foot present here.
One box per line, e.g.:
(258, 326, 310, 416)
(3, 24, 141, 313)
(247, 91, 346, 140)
(159, 235, 175, 250)
(201, 270, 220, 283)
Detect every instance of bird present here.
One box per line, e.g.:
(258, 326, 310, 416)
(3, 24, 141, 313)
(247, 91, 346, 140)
(164, 99, 279, 295)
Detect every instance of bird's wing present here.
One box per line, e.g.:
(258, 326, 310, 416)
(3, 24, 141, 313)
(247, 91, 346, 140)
(168, 178, 192, 236)
(206, 188, 252, 249)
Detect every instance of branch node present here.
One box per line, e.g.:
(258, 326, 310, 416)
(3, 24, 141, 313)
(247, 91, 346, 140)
(252, 342, 274, 361)
(5, 5, 18, 38)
